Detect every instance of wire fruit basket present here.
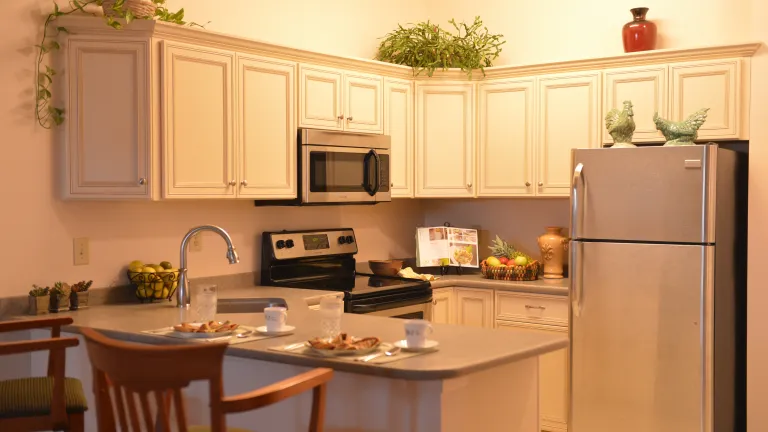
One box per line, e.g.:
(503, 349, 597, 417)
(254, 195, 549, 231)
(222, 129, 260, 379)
(127, 270, 179, 303)
(480, 260, 540, 281)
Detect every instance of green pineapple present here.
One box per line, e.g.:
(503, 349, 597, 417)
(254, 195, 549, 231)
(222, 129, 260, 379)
(489, 235, 516, 258)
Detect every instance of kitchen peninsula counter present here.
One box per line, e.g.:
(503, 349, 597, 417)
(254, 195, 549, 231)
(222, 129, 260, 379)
(430, 274, 569, 295)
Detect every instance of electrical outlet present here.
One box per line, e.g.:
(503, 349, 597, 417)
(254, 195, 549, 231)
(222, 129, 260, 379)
(189, 233, 203, 252)
(73, 238, 89, 265)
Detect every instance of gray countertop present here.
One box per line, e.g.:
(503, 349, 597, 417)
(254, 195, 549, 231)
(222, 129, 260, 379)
(25, 286, 567, 381)
(429, 274, 569, 295)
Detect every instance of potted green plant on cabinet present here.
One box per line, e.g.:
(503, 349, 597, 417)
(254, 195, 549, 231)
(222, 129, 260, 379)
(70, 280, 93, 310)
(49, 282, 71, 313)
(28, 285, 50, 315)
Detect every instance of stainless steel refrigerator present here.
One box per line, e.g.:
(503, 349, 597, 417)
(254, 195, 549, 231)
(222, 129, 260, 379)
(569, 144, 746, 432)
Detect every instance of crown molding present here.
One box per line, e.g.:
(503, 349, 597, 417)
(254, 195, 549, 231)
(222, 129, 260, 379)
(55, 16, 761, 82)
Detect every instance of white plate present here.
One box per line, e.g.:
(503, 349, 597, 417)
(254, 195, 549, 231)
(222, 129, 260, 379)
(307, 341, 387, 357)
(172, 322, 237, 339)
(394, 339, 439, 352)
(255, 325, 295, 336)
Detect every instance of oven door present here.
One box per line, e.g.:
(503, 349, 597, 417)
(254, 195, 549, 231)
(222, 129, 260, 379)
(302, 145, 390, 204)
(348, 293, 433, 320)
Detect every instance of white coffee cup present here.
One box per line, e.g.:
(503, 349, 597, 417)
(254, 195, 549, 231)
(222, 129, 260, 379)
(264, 307, 288, 332)
(404, 319, 433, 348)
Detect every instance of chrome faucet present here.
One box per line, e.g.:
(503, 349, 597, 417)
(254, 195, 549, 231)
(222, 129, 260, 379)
(176, 225, 239, 308)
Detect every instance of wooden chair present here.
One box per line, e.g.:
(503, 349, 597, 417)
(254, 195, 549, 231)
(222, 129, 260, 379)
(80, 327, 334, 432)
(0, 317, 87, 431)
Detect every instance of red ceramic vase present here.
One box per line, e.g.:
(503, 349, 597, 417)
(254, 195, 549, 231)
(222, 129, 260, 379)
(622, 7, 657, 53)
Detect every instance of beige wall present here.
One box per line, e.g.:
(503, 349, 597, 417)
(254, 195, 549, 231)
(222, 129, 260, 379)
(424, 0, 753, 65)
(0, 0, 426, 297)
(747, 0, 768, 429)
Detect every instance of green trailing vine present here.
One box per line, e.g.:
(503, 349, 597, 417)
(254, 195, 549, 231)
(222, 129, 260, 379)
(36, 0, 206, 129)
(375, 16, 505, 78)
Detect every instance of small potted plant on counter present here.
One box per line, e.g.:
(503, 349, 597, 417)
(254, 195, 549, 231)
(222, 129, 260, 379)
(29, 285, 50, 315)
(49, 282, 71, 313)
(70, 280, 92, 310)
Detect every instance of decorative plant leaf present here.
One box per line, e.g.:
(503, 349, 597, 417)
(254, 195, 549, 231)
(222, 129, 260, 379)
(125, 9, 135, 24)
(49, 41, 60, 50)
(56, 26, 69, 33)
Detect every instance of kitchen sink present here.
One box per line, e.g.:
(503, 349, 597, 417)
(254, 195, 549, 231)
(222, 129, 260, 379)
(216, 298, 288, 314)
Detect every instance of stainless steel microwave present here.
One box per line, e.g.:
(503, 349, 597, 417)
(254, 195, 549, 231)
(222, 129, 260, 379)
(255, 128, 391, 206)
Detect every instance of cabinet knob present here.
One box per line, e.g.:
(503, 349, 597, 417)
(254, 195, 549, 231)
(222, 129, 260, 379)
(432, 299, 437, 305)
(229, 180, 236, 186)
(538, 182, 544, 187)
(467, 183, 472, 188)
(138, 178, 146, 185)
(391, 183, 394, 187)
(525, 181, 531, 187)
(347, 116, 353, 121)
(337, 114, 344, 120)
(241, 180, 248, 187)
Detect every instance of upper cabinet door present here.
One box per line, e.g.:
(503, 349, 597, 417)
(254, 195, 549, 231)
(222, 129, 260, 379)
(237, 55, 297, 199)
(162, 43, 235, 198)
(64, 39, 150, 199)
(415, 83, 475, 198)
(537, 72, 600, 196)
(670, 59, 740, 140)
(603, 66, 668, 144)
(478, 78, 536, 197)
(299, 64, 343, 130)
(344, 72, 383, 133)
(384, 79, 414, 198)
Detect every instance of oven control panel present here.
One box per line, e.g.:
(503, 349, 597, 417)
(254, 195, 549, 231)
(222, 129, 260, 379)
(267, 229, 358, 260)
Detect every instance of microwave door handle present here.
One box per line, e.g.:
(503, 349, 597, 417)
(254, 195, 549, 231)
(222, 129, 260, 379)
(371, 150, 381, 195)
(363, 150, 374, 196)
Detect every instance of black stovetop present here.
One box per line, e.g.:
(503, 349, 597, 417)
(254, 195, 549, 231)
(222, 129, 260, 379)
(271, 272, 430, 299)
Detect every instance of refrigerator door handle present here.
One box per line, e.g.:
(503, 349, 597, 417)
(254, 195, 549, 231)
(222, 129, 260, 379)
(571, 240, 584, 317)
(571, 163, 584, 238)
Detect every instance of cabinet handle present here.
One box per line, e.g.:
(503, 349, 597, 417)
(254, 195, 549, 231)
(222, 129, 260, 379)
(347, 116, 354, 121)
(525, 181, 531, 187)
(538, 182, 544, 187)
(228, 180, 236, 186)
(433, 299, 437, 305)
(525, 305, 546, 310)
(337, 114, 344, 120)
(241, 180, 248, 187)
(138, 178, 146, 185)
(467, 183, 472, 188)
(391, 183, 394, 187)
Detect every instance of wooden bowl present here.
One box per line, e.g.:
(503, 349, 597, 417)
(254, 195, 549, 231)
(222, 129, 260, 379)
(368, 260, 404, 277)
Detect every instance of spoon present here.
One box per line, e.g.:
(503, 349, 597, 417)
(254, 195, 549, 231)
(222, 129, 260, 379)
(360, 346, 401, 362)
(235, 330, 253, 339)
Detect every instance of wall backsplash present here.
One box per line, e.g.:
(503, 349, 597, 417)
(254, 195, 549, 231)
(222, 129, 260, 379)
(422, 199, 571, 266)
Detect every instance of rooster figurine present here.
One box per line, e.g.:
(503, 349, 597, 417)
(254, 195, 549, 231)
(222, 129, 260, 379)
(605, 100, 636, 148)
(653, 108, 709, 146)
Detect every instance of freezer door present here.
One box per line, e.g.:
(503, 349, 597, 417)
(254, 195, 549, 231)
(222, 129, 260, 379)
(570, 241, 713, 432)
(571, 145, 720, 243)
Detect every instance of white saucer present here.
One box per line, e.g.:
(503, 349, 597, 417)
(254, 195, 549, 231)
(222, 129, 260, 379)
(394, 339, 439, 352)
(255, 325, 295, 336)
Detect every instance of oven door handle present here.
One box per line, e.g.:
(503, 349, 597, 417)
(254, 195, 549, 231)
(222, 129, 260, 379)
(351, 295, 432, 314)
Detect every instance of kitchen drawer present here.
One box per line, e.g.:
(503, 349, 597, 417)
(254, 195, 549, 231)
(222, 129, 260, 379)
(495, 292, 568, 326)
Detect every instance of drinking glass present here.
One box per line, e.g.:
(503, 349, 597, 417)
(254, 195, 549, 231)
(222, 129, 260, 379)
(194, 284, 218, 322)
(319, 296, 343, 339)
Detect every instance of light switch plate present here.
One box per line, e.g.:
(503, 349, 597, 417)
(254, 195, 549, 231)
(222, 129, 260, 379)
(73, 238, 89, 265)
(189, 233, 202, 252)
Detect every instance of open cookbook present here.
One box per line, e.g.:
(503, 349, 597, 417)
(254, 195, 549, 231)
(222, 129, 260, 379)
(416, 226, 479, 268)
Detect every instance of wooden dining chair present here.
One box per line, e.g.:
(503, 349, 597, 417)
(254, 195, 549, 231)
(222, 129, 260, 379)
(0, 317, 87, 431)
(80, 327, 334, 432)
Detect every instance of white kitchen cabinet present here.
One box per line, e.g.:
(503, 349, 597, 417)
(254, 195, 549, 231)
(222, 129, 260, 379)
(162, 42, 235, 198)
(670, 59, 741, 140)
(603, 65, 668, 143)
(298, 64, 343, 130)
(415, 83, 475, 198)
(431, 288, 456, 325)
(299, 64, 382, 133)
(237, 55, 296, 199)
(63, 39, 151, 199)
(537, 71, 600, 196)
(455, 288, 494, 328)
(478, 78, 536, 197)
(497, 321, 569, 432)
(384, 78, 414, 198)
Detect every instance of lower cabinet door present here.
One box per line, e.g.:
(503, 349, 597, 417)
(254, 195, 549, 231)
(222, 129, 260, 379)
(497, 320, 569, 432)
(431, 288, 455, 325)
(455, 288, 493, 328)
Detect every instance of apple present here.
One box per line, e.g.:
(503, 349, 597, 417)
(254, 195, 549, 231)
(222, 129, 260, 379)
(486, 256, 502, 267)
(514, 256, 528, 266)
(498, 257, 509, 265)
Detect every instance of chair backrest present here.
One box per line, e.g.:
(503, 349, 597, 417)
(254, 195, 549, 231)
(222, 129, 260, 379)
(80, 327, 229, 432)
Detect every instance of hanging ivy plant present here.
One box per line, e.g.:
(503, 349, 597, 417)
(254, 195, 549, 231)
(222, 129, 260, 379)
(35, 0, 207, 129)
(375, 16, 505, 78)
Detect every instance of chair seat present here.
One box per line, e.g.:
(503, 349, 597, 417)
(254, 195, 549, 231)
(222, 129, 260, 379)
(189, 426, 253, 432)
(0, 377, 87, 419)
